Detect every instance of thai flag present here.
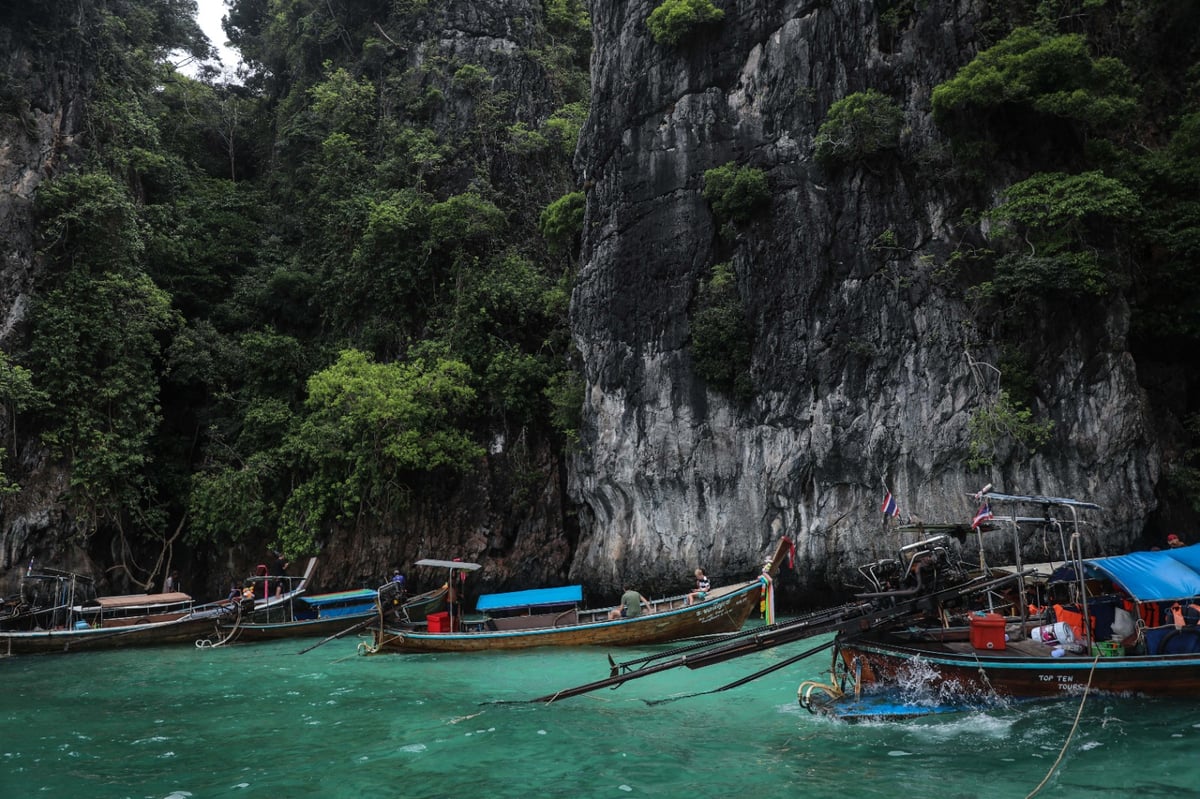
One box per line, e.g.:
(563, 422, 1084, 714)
(881, 491, 899, 518)
(972, 502, 993, 529)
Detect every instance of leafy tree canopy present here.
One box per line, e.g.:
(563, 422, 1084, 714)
(932, 27, 1138, 131)
(814, 89, 905, 166)
(702, 163, 770, 225)
(275, 349, 484, 555)
(646, 0, 724, 47)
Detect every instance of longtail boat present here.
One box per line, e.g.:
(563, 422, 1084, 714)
(0, 570, 222, 656)
(801, 491, 1200, 716)
(214, 581, 447, 644)
(510, 499, 1200, 713)
(214, 588, 379, 642)
(0, 559, 317, 656)
(366, 541, 793, 654)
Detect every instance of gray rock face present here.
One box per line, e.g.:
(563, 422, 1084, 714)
(0, 28, 89, 576)
(568, 0, 1158, 597)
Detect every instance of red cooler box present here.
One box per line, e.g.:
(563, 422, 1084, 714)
(969, 613, 1007, 650)
(426, 611, 451, 633)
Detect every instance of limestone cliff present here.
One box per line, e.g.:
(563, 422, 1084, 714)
(0, 0, 1186, 608)
(568, 0, 1160, 600)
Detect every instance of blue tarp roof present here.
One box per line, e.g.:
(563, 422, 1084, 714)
(1087, 544, 1200, 602)
(475, 585, 583, 612)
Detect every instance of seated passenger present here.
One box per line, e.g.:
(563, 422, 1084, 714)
(686, 568, 710, 605)
(608, 587, 650, 620)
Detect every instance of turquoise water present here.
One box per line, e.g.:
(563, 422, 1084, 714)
(3, 626, 1200, 798)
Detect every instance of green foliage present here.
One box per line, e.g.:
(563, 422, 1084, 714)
(334, 188, 434, 346)
(276, 349, 484, 554)
(12, 0, 592, 564)
(690, 262, 753, 399)
(979, 171, 1140, 300)
(0, 351, 48, 416)
(991, 171, 1139, 232)
(32, 170, 180, 531)
(646, 0, 725, 46)
(429, 192, 507, 251)
(545, 0, 591, 33)
(701, 163, 770, 225)
(544, 367, 584, 446)
(545, 101, 588, 157)
(1130, 111, 1200, 339)
(142, 177, 263, 319)
(1165, 413, 1200, 515)
(36, 172, 143, 273)
(309, 64, 377, 139)
(506, 122, 550, 155)
(453, 63, 491, 94)
(932, 27, 1138, 131)
(186, 452, 279, 547)
(390, 126, 452, 186)
(967, 391, 1055, 469)
(31, 268, 179, 530)
(814, 90, 905, 166)
(0, 352, 50, 496)
(539, 191, 585, 250)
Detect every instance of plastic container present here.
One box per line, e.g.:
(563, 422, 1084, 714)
(1090, 640, 1123, 657)
(426, 611, 451, 633)
(1030, 622, 1076, 646)
(970, 613, 1007, 650)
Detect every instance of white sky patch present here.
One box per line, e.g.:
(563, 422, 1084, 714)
(179, 0, 241, 78)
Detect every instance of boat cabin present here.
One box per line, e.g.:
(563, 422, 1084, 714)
(296, 589, 378, 620)
(1, 570, 98, 631)
(472, 586, 586, 631)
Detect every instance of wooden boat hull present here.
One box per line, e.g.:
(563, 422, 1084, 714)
(220, 612, 376, 641)
(214, 587, 448, 642)
(837, 631, 1200, 699)
(372, 580, 763, 653)
(0, 614, 221, 655)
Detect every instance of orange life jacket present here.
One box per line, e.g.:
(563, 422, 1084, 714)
(1052, 604, 1090, 641)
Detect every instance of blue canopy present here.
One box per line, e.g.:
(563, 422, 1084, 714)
(1087, 544, 1200, 602)
(300, 589, 378, 606)
(475, 585, 583, 612)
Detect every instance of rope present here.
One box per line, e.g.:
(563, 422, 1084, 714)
(968, 648, 997, 696)
(1025, 654, 1099, 799)
(196, 602, 244, 648)
(357, 628, 403, 655)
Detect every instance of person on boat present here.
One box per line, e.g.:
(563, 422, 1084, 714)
(686, 568, 710, 605)
(164, 570, 181, 593)
(391, 570, 407, 597)
(608, 587, 650, 619)
(1168, 533, 1185, 549)
(268, 550, 289, 597)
